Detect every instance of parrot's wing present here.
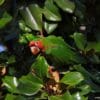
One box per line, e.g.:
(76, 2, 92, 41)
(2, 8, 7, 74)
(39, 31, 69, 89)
(41, 36, 85, 65)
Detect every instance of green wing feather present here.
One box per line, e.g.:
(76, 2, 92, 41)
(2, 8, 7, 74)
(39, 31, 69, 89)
(41, 36, 85, 65)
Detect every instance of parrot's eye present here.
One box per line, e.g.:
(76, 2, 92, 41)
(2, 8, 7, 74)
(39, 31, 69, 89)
(29, 41, 35, 47)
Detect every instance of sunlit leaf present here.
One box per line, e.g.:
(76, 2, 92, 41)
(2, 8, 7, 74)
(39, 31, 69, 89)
(61, 72, 84, 86)
(44, 21, 58, 34)
(2, 76, 19, 93)
(20, 4, 42, 31)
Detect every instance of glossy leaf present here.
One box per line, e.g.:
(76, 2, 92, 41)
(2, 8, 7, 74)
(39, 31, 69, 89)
(61, 72, 84, 86)
(73, 32, 87, 50)
(43, 0, 61, 21)
(54, 0, 75, 13)
(18, 73, 43, 96)
(0, 12, 12, 29)
(20, 4, 42, 31)
(31, 56, 49, 79)
(19, 20, 32, 32)
(2, 76, 19, 93)
(44, 21, 58, 34)
(3, 74, 43, 96)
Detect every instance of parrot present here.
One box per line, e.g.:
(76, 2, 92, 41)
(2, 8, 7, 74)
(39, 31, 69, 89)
(29, 35, 85, 66)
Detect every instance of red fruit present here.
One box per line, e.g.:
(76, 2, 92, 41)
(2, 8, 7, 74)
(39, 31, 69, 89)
(29, 41, 35, 47)
(30, 46, 40, 55)
(35, 41, 44, 49)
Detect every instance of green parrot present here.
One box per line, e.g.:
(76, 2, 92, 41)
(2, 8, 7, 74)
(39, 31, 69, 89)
(29, 35, 85, 66)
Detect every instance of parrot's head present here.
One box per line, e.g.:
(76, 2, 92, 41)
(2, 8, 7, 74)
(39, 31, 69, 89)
(29, 40, 44, 55)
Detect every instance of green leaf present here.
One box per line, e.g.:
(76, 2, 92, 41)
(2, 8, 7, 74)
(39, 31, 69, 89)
(49, 92, 73, 100)
(19, 33, 38, 44)
(31, 56, 49, 79)
(60, 72, 84, 86)
(54, 0, 75, 13)
(20, 4, 42, 31)
(43, 0, 61, 21)
(0, 0, 5, 5)
(79, 85, 91, 95)
(2, 76, 19, 93)
(85, 42, 100, 52)
(5, 94, 26, 100)
(23, 33, 38, 41)
(19, 35, 28, 44)
(3, 74, 43, 96)
(72, 92, 88, 100)
(62, 92, 73, 100)
(18, 73, 43, 96)
(5, 94, 16, 100)
(0, 12, 12, 29)
(44, 21, 58, 34)
(19, 20, 32, 32)
(7, 55, 16, 64)
(73, 32, 87, 50)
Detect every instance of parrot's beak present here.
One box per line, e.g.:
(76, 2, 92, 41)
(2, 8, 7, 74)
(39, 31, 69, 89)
(30, 46, 40, 55)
